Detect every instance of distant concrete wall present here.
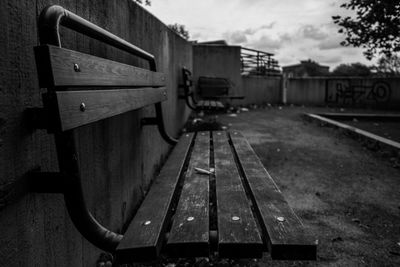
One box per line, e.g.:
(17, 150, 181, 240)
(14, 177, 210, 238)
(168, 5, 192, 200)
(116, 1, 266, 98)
(287, 78, 326, 105)
(287, 77, 400, 109)
(193, 45, 243, 98)
(0, 1, 191, 266)
(241, 75, 282, 105)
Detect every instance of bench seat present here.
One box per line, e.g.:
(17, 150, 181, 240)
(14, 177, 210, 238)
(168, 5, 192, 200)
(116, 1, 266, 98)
(116, 131, 317, 263)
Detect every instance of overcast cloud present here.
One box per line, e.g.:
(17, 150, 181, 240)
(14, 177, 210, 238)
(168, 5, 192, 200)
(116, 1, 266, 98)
(146, 0, 375, 68)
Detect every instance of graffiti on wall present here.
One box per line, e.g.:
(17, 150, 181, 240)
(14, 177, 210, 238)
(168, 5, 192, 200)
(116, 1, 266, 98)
(326, 79, 391, 105)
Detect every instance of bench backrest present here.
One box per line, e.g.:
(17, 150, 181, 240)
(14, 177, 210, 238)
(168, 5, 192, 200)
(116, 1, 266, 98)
(35, 7, 167, 132)
(182, 67, 194, 96)
(198, 76, 230, 98)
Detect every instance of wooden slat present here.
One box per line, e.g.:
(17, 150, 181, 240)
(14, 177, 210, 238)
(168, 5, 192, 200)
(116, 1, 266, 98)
(116, 133, 194, 263)
(216, 101, 225, 109)
(197, 100, 205, 107)
(210, 101, 217, 108)
(167, 132, 210, 257)
(230, 131, 317, 260)
(213, 131, 263, 258)
(35, 45, 166, 88)
(55, 87, 167, 131)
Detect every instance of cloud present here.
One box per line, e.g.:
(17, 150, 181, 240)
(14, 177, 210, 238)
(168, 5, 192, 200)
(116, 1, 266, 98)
(223, 22, 276, 45)
(248, 34, 288, 51)
(300, 24, 328, 40)
(224, 30, 248, 44)
(318, 37, 343, 50)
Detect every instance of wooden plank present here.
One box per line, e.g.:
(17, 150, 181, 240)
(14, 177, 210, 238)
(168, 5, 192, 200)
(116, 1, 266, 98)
(55, 87, 167, 131)
(216, 101, 225, 109)
(197, 100, 204, 108)
(230, 131, 317, 260)
(204, 100, 210, 109)
(34, 45, 166, 88)
(116, 133, 194, 263)
(167, 132, 210, 257)
(210, 101, 217, 108)
(213, 131, 263, 258)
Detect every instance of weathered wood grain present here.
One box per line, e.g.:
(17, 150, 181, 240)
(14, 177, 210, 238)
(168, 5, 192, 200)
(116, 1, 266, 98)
(213, 131, 263, 258)
(34, 45, 166, 88)
(116, 133, 194, 262)
(55, 87, 167, 131)
(230, 131, 317, 260)
(167, 132, 210, 257)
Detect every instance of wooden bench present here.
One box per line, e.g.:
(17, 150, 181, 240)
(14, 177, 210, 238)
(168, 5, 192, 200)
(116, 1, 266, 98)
(198, 76, 245, 101)
(181, 67, 225, 112)
(29, 5, 317, 264)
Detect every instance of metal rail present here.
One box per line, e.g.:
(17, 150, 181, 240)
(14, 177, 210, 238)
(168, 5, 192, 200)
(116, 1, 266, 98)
(240, 47, 281, 76)
(36, 5, 177, 251)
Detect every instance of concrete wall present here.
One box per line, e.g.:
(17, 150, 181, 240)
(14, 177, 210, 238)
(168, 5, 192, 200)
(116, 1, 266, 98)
(192, 45, 243, 98)
(287, 78, 326, 105)
(0, 1, 192, 266)
(241, 75, 282, 105)
(287, 77, 400, 109)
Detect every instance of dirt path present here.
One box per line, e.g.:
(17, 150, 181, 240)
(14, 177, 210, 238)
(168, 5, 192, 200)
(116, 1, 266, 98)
(217, 106, 400, 266)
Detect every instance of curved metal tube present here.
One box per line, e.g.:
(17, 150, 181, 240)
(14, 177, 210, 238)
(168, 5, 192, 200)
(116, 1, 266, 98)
(38, 5, 176, 251)
(155, 102, 178, 145)
(38, 5, 156, 70)
(55, 132, 123, 251)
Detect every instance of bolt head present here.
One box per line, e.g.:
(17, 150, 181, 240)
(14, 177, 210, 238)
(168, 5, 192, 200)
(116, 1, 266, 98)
(80, 102, 86, 112)
(232, 216, 240, 221)
(143, 220, 151, 226)
(73, 63, 80, 72)
(187, 216, 194, 222)
(277, 216, 285, 222)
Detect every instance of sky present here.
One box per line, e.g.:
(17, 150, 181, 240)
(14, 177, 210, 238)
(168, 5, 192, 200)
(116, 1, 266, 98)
(145, 0, 376, 70)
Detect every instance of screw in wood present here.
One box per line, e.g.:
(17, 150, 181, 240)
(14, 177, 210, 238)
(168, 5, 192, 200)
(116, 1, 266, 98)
(73, 63, 80, 72)
(277, 216, 285, 222)
(186, 134, 190, 137)
(217, 132, 221, 135)
(187, 216, 194, 222)
(80, 102, 86, 112)
(232, 216, 240, 221)
(143, 220, 151, 226)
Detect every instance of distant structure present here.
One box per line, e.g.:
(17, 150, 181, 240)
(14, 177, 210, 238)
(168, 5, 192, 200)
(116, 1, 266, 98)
(192, 40, 281, 76)
(240, 47, 281, 76)
(282, 60, 329, 78)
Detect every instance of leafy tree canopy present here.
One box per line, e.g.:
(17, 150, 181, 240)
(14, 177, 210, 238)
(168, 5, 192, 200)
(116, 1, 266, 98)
(333, 0, 400, 60)
(373, 54, 400, 76)
(168, 23, 190, 40)
(134, 0, 151, 6)
(331, 63, 371, 76)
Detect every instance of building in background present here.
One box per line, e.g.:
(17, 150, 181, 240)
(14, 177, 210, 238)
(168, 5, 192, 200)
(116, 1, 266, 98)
(283, 59, 329, 78)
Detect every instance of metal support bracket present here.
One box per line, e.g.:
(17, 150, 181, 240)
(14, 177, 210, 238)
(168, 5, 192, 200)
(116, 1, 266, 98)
(141, 103, 178, 145)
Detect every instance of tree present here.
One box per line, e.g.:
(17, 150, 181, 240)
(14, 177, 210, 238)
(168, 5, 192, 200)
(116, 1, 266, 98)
(373, 54, 400, 76)
(333, 0, 400, 60)
(168, 23, 190, 40)
(134, 0, 151, 5)
(331, 63, 371, 76)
